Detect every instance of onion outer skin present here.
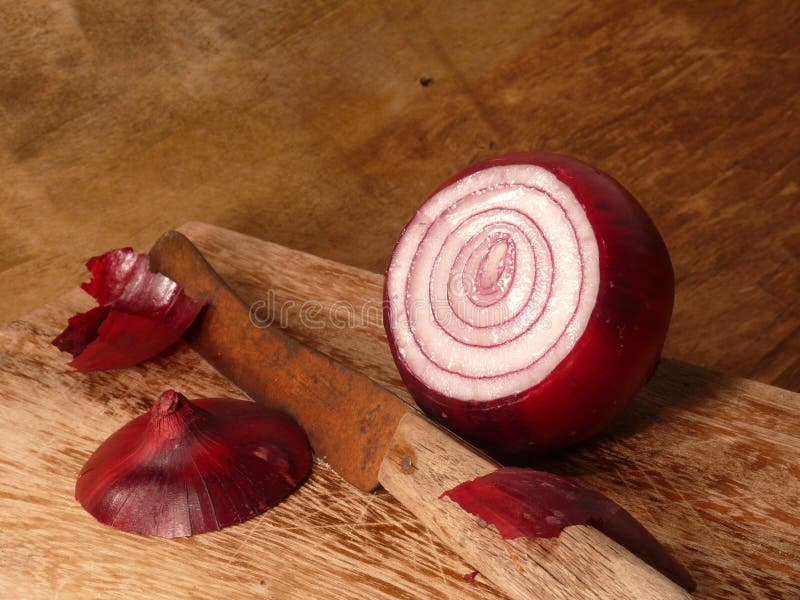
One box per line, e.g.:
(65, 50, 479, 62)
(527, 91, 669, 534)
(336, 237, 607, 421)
(52, 248, 206, 371)
(75, 391, 312, 538)
(441, 467, 695, 591)
(384, 153, 674, 455)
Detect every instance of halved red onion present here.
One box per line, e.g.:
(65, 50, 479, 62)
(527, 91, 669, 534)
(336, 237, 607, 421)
(76, 390, 312, 538)
(385, 153, 674, 454)
(441, 467, 695, 591)
(53, 248, 206, 371)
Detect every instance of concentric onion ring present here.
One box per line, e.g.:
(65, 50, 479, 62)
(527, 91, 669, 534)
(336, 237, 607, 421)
(391, 165, 599, 398)
(385, 153, 674, 455)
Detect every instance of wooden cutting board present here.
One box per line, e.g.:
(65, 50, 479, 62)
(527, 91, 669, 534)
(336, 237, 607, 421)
(0, 222, 797, 600)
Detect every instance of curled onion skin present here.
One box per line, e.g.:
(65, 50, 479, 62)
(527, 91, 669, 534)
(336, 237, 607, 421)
(384, 153, 674, 455)
(442, 468, 695, 591)
(76, 390, 312, 538)
(52, 248, 206, 371)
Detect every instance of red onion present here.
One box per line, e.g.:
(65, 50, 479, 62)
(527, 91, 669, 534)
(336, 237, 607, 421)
(442, 467, 695, 591)
(76, 390, 312, 538)
(53, 248, 206, 371)
(384, 153, 674, 454)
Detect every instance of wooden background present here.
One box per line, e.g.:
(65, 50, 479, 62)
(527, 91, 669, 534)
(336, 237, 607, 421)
(0, 1, 798, 390)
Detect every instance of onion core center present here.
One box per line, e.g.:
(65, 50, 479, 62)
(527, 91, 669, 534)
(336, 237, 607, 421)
(473, 237, 512, 297)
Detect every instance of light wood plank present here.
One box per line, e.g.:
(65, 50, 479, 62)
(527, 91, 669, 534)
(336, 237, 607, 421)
(0, 222, 797, 599)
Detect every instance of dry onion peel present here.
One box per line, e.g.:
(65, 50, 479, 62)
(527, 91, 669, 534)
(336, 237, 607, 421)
(76, 390, 312, 538)
(441, 467, 695, 591)
(53, 248, 206, 371)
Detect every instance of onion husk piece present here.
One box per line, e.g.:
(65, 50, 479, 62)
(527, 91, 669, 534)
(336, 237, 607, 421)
(441, 467, 695, 591)
(52, 248, 206, 371)
(76, 390, 312, 538)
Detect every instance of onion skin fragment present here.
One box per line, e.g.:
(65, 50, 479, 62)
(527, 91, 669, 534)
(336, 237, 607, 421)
(384, 153, 674, 456)
(441, 467, 695, 591)
(52, 248, 206, 371)
(75, 390, 312, 538)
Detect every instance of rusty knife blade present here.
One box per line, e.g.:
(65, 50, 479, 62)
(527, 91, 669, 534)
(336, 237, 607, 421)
(149, 230, 410, 491)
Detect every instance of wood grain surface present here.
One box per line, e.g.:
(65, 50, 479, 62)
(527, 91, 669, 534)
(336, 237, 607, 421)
(1, 221, 797, 599)
(0, 1, 798, 391)
(379, 413, 691, 600)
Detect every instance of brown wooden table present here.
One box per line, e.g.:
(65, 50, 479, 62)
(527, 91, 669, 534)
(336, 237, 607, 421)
(1, 223, 797, 599)
(1, 1, 798, 389)
(1, 4, 799, 598)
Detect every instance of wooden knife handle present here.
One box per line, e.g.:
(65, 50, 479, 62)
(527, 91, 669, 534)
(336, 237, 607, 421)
(378, 413, 691, 600)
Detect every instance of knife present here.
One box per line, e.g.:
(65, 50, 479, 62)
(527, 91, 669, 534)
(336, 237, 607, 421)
(149, 230, 690, 600)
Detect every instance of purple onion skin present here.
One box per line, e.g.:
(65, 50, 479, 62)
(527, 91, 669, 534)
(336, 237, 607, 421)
(441, 468, 695, 591)
(384, 153, 674, 456)
(76, 392, 312, 538)
(52, 248, 206, 372)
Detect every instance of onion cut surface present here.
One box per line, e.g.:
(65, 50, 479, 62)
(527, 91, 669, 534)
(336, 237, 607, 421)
(53, 248, 206, 371)
(385, 153, 674, 454)
(75, 390, 312, 538)
(442, 467, 695, 591)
